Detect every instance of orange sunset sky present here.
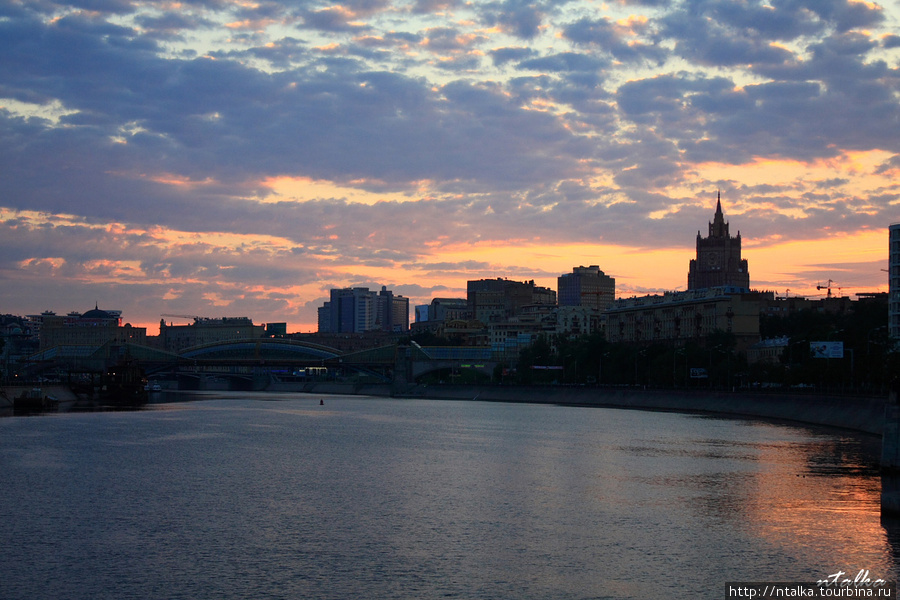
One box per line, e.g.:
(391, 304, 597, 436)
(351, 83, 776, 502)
(1, 0, 898, 332)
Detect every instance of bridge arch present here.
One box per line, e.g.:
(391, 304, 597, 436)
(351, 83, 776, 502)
(179, 338, 341, 361)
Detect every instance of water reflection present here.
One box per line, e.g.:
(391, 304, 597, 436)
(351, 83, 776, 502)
(0, 395, 896, 600)
(881, 510, 900, 569)
(0, 389, 194, 418)
(609, 416, 893, 581)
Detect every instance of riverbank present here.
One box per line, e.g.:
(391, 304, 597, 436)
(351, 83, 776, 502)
(298, 383, 887, 436)
(0, 384, 79, 408)
(1, 381, 885, 436)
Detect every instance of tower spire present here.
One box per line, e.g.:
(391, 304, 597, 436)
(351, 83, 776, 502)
(709, 191, 727, 237)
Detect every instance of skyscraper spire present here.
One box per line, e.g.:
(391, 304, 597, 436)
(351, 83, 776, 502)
(689, 191, 749, 290)
(710, 191, 727, 238)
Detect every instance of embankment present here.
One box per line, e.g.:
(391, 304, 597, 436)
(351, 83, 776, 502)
(0, 384, 79, 407)
(304, 383, 887, 436)
(1, 381, 884, 437)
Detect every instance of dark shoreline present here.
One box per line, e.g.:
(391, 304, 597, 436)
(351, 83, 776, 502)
(294, 382, 887, 436)
(1, 382, 886, 436)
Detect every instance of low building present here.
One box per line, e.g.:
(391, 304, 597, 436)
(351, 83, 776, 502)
(746, 336, 790, 364)
(158, 316, 265, 352)
(555, 305, 604, 337)
(488, 304, 557, 361)
(40, 306, 146, 350)
(438, 320, 489, 346)
(605, 287, 769, 350)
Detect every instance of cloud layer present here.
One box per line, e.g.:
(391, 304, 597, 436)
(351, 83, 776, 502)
(1, 0, 898, 329)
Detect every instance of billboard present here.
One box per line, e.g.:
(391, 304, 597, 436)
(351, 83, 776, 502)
(811, 341, 844, 359)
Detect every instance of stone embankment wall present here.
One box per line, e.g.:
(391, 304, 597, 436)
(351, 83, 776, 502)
(0, 384, 79, 407)
(300, 383, 886, 436)
(1, 381, 884, 437)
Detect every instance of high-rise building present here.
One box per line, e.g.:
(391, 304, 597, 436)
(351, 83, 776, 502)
(428, 298, 467, 322)
(376, 286, 409, 333)
(467, 279, 556, 324)
(688, 193, 750, 290)
(319, 286, 409, 333)
(558, 265, 615, 310)
(415, 305, 429, 323)
(890, 223, 900, 342)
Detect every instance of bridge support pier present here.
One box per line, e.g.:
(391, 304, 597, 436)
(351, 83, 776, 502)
(882, 382, 900, 516)
(391, 345, 412, 396)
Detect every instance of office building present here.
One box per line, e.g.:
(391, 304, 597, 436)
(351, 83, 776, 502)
(319, 286, 409, 333)
(377, 287, 409, 333)
(467, 278, 556, 324)
(558, 265, 615, 311)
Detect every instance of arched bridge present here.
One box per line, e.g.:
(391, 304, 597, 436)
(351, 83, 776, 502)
(25, 338, 499, 389)
(178, 338, 341, 363)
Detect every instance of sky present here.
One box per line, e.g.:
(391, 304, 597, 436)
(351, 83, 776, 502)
(1, 0, 898, 333)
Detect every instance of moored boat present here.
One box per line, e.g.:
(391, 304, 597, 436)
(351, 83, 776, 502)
(13, 388, 59, 413)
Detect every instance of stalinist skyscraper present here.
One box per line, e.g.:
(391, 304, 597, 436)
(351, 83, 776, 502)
(687, 193, 749, 290)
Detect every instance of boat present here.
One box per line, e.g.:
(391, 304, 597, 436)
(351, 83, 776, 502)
(13, 388, 59, 413)
(100, 358, 148, 405)
(143, 381, 162, 392)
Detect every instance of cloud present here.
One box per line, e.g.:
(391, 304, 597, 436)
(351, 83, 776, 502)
(0, 0, 897, 329)
(478, 0, 547, 39)
(300, 7, 368, 32)
(489, 46, 535, 66)
(562, 16, 666, 64)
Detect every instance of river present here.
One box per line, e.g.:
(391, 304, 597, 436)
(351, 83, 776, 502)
(0, 392, 897, 599)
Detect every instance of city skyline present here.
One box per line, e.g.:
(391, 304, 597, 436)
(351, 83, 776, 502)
(1, 0, 898, 332)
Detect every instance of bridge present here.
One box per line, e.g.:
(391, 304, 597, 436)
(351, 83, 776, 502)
(20, 338, 501, 390)
(406, 343, 496, 382)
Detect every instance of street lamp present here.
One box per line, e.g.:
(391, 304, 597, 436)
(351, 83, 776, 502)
(598, 352, 609, 387)
(789, 339, 807, 365)
(673, 347, 686, 388)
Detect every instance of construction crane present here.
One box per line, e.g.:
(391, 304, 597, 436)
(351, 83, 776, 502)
(816, 280, 839, 299)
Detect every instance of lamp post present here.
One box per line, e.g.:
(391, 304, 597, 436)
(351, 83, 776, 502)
(788, 339, 807, 387)
(634, 348, 647, 388)
(673, 347, 685, 388)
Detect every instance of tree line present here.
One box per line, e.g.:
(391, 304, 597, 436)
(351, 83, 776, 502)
(411, 297, 898, 395)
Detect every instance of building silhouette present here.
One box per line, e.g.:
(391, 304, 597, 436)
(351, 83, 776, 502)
(40, 305, 146, 350)
(558, 266, 615, 311)
(607, 196, 760, 349)
(688, 193, 749, 290)
(891, 223, 900, 342)
(318, 286, 409, 333)
(605, 287, 767, 350)
(158, 316, 264, 352)
(466, 278, 556, 324)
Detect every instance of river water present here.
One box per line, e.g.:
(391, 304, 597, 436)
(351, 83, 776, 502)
(0, 392, 897, 599)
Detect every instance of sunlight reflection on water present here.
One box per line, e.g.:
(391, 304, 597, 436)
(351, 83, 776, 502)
(0, 394, 895, 600)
